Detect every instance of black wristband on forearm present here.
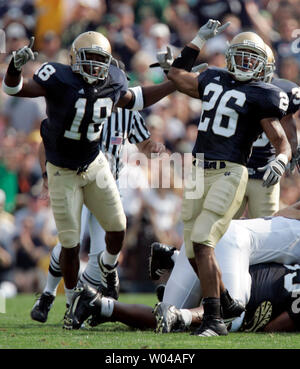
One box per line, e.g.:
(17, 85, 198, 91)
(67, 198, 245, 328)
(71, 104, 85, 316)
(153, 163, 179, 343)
(172, 46, 200, 72)
(7, 57, 21, 76)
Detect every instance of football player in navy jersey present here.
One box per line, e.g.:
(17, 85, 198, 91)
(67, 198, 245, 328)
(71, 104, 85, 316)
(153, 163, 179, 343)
(2, 31, 174, 309)
(164, 19, 292, 336)
(235, 44, 300, 219)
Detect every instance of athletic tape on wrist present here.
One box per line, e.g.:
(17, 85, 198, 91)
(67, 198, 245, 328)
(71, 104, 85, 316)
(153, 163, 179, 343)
(2, 76, 23, 95)
(190, 35, 206, 49)
(276, 153, 288, 166)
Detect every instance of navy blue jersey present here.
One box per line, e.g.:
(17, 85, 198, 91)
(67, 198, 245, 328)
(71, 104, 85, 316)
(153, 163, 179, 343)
(192, 68, 288, 166)
(244, 263, 300, 331)
(34, 62, 128, 169)
(247, 78, 300, 179)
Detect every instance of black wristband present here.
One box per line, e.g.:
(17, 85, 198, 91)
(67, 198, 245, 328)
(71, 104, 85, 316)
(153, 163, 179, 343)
(172, 46, 199, 72)
(7, 56, 21, 76)
(42, 171, 48, 179)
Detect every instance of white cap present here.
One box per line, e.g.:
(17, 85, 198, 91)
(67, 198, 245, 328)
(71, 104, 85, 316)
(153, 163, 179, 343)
(149, 23, 170, 39)
(6, 22, 26, 39)
(78, 0, 100, 9)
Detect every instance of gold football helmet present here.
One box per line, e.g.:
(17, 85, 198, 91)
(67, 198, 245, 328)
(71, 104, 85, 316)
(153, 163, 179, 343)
(70, 31, 112, 84)
(262, 44, 275, 83)
(225, 32, 267, 81)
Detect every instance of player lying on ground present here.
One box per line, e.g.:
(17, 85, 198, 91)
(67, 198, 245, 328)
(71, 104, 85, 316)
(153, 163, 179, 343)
(64, 201, 300, 332)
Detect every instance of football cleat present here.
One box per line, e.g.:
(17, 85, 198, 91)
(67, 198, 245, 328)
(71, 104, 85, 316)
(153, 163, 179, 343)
(153, 302, 186, 333)
(87, 312, 111, 327)
(97, 251, 120, 300)
(241, 301, 272, 332)
(63, 284, 102, 330)
(149, 242, 176, 280)
(220, 289, 245, 320)
(30, 292, 55, 323)
(191, 316, 228, 337)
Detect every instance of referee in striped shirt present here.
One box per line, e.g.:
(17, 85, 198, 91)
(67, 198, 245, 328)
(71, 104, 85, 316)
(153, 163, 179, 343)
(31, 107, 165, 323)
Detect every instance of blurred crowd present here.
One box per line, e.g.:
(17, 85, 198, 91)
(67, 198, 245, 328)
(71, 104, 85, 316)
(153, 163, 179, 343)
(0, 0, 300, 296)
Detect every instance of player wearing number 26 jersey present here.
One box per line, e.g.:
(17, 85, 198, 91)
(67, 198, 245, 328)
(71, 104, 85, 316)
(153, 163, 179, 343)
(235, 44, 300, 219)
(193, 67, 287, 165)
(167, 21, 292, 337)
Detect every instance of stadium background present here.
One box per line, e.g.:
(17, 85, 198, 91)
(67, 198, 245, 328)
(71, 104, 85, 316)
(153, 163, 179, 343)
(0, 0, 299, 298)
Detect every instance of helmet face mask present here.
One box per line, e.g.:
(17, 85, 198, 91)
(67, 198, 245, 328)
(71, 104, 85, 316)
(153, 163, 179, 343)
(225, 32, 267, 82)
(70, 32, 112, 84)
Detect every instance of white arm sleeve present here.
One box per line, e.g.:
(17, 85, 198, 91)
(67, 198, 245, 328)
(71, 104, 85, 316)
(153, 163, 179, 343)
(128, 86, 144, 111)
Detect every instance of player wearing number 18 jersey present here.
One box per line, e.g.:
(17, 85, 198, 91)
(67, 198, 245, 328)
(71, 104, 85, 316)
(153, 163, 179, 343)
(2, 31, 173, 310)
(167, 20, 292, 336)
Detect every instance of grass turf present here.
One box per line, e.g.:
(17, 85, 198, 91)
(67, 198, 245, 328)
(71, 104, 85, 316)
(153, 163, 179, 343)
(1, 294, 300, 350)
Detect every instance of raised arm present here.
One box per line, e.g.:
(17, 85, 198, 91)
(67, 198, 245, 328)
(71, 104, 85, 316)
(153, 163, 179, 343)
(167, 19, 230, 98)
(2, 37, 46, 98)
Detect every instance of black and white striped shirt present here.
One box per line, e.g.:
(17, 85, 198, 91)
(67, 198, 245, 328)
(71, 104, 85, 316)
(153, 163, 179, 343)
(99, 108, 150, 179)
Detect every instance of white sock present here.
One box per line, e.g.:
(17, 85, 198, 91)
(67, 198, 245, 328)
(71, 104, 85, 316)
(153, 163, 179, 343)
(64, 287, 75, 306)
(100, 297, 114, 317)
(101, 250, 120, 268)
(171, 250, 179, 263)
(180, 309, 192, 327)
(43, 275, 61, 296)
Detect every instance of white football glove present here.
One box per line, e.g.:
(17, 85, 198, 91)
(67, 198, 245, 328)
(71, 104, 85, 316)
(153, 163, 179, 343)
(149, 46, 174, 73)
(150, 46, 208, 74)
(257, 154, 288, 188)
(12, 36, 38, 71)
(191, 19, 231, 48)
(191, 63, 209, 73)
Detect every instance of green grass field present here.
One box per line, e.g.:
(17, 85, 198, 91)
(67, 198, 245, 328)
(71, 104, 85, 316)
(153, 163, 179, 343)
(1, 293, 300, 350)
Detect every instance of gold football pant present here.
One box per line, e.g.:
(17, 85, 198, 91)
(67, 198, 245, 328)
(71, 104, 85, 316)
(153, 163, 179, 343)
(47, 152, 126, 248)
(182, 161, 248, 259)
(234, 178, 280, 219)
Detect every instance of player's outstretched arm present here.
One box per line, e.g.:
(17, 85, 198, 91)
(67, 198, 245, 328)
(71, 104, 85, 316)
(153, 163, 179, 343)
(116, 81, 176, 110)
(167, 19, 230, 98)
(258, 117, 292, 187)
(2, 37, 46, 98)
